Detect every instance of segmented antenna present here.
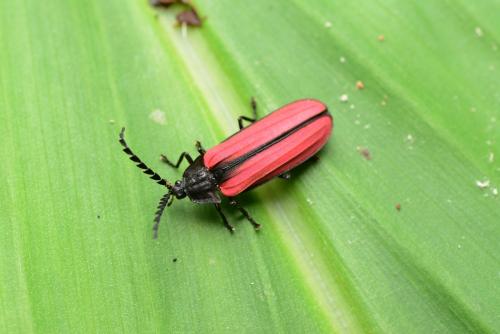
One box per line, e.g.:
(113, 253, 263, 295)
(153, 192, 174, 238)
(119, 128, 171, 188)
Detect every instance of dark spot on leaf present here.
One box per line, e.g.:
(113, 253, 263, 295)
(357, 147, 372, 160)
(150, 0, 179, 7)
(176, 9, 202, 26)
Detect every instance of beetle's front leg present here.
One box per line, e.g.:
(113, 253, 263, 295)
(229, 199, 261, 230)
(214, 203, 234, 233)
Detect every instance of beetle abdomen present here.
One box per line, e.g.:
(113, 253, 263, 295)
(204, 99, 333, 197)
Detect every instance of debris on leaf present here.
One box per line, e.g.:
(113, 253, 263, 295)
(405, 134, 415, 144)
(150, 0, 176, 7)
(324, 21, 332, 28)
(150, 0, 203, 27)
(340, 94, 349, 103)
(176, 9, 202, 27)
(492, 188, 498, 196)
(475, 27, 483, 37)
(357, 146, 372, 160)
(340, 56, 346, 63)
(475, 179, 490, 189)
(378, 34, 385, 41)
(149, 109, 167, 125)
(150, 0, 190, 7)
(395, 203, 401, 211)
(488, 152, 494, 163)
(356, 81, 365, 90)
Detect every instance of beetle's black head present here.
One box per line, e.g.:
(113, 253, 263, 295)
(171, 180, 187, 199)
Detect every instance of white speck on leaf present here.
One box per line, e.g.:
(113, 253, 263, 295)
(405, 134, 415, 144)
(340, 56, 346, 63)
(476, 179, 490, 189)
(324, 21, 332, 28)
(492, 188, 498, 196)
(475, 27, 483, 37)
(488, 152, 494, 163)
(340, 94, 348, 102)
(149, 109, 166, 125)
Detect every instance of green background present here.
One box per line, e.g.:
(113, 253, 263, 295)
(1, 1, 499, 333)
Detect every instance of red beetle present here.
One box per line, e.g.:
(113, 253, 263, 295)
(119, 98, 333, 237)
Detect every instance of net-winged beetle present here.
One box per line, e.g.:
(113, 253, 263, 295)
(119, 98, 333, 237)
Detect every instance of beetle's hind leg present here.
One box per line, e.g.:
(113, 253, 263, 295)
(229, 199, 261, 230)
(237, 97, 258, 129)
(160, 152, 194, 168)
(214, 203, 235, 233)
(279, 171, 291, 180)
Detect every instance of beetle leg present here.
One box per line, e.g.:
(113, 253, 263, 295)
(279, 171, 291, 180)
(310, 155, 320, 162)
(214, 203, 235, 232)
(160, 152, 193, 168)
(237, 96, 258, 129)
(229, 199, 261, 230)
(195, 141, 206, 155)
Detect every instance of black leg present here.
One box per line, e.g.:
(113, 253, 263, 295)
(238, 96, 258, 129)
(279, 171, 291, 180)
(195, 141, 206, 155)
(214, 203, 234, 232)
(229, 199, 261, 230)
(160, 152, 193, 168)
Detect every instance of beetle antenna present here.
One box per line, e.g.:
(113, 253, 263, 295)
(119, 128, 172, 189)
(153, 191, 174, 238)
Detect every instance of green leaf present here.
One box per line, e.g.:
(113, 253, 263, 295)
(1, 0, 499, 333)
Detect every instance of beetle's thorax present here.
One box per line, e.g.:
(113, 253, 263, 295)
(183, 168, 216, 195)
(181, 156, 221, 203)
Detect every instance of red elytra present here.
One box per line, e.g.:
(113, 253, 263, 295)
(204, 99, 332, 196)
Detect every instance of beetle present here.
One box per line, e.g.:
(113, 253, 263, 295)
(119, 98, 333, 237)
